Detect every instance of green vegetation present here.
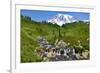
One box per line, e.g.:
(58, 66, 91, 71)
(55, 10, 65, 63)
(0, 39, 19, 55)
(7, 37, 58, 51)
(21, 15, 89, 63)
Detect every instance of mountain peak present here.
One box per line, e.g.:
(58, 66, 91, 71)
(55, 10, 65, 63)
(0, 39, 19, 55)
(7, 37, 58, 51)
(47, 13, 74, 26)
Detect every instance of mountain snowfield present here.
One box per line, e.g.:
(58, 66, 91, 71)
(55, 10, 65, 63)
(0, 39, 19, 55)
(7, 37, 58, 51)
(47, 14, 74, 26)
(47, 14, 89, 26)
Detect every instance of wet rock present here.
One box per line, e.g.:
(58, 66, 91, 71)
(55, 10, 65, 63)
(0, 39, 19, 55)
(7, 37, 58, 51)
(82, 50, 89, 59)
(55, 40, 67, 48)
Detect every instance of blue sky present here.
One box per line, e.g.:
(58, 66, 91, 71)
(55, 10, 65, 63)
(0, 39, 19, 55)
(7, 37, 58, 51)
(21, 9, 90, 22)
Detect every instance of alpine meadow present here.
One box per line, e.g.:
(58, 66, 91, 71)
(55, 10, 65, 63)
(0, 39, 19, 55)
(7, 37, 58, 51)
(21, 10, 90, 63)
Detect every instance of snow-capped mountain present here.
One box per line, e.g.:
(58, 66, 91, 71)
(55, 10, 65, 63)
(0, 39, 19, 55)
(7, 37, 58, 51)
(47, 14, 74, 26)
(82, 20, 90, 23)
(83, 20, 90, 24)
